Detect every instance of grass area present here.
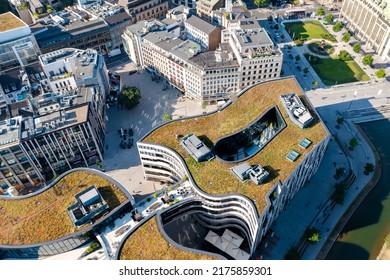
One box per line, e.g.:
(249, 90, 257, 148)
(144, 78, 328, 212)
(120, 217, 219, 260)
(305, 54, 370, 85)
(0, 12, 25, 32)
(0, 171, 128, 245)
(284, 20, 336, 42)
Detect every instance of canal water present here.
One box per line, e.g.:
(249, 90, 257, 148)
(326, 119, 390, 260)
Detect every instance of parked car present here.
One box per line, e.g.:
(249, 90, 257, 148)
(297, 66, 302, 71)
(289, 54, 294, 59)
(129, 70, 137, 75)
(129, 128, 133, 137)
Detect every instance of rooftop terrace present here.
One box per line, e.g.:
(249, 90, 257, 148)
(0, 171, 128, 245)
(0, 12, 26, 33)
(119, 217, 219, 260)
(143, 78, 328, 212)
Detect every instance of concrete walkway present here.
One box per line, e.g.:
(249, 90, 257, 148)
(259, 84, 390, 259)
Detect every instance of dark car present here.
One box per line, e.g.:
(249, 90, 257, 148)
(288, 54, 294, 59)
(129, 128, 133, 137)
(297, 66, 302, 71)
(129, 70, 137, 75)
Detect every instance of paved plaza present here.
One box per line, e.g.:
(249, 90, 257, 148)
(102, 61, 217, 201)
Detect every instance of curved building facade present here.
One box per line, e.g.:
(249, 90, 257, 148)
(137, 78, 330, 257)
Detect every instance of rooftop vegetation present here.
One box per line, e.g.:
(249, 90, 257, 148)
(144, 78, 327, 212)
(0, 171, 128, 245)
(119, 217, 219, 260)
(0, 12, 25, 32)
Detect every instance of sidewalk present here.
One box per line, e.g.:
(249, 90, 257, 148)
(260, 95, 378, 259)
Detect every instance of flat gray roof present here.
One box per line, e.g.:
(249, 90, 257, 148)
(185, 15, 218, 34)
(180, 134, 212, 162)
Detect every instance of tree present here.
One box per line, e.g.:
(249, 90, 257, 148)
(334, 182, 346, 204)
(375, 68, 386, 78)
(274, 24, 279, 30)
(119, 86, 141, 109)
(312, 81, 319, 87)
(284, 246, 301, 260)
(337, 116, 344, 125)
(304, 227, 321, 244)
(163, 113, 172, 121)
(334, 167, 345, 180)
(201, 101, 206, 109)
(295, 55, 301, 61)
(352, 43, 361, 54)
(364, 163, 374, 175)
(316, 7, 325, 16)
(362, 54, 373, 66)
(46, 4, 53, 13)
(338, 50, 352, 61)
(267, 15, 273, 23)
(324, 14, 334, 25)
(303, 67, 309, 74)
(254, 0, 267, 8)
(342, 31, 351, 43)
(333, 22, 343, 32)
(349, 137, 358, 149)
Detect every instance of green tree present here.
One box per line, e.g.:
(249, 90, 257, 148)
(163, 113, 172, 121)
(303, 67, 309, 74)
(119, 86, 141, 109)
(295, 55, 301, 61)
(324, 14, 334, 25)
(334, 182, 346, 204)
(267, 15, 273, 23)
(312, 81, 319, 87)
(18, 1, 29, 10)
(364, 163, 374, 175)
(352, 43, 361, 54)
(333, 22, 343, 32)
(284, 246, 301, 260)
(316, 6, 325, 16)
(375, 68, 386, 78)
(254, 0, 267, 8)
(338, 50, 352, 61)
(304, 227, 321, 244)
(46, 4, 53, 13)
(201, 101, 206, 109)
(342, 31, 351, 43)
(362, 54, 373, 66)
(349, 137, 358, 149)
(337, 116, 344, 125)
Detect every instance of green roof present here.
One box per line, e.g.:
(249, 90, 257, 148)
(143, 77, 328, 212)
(0, 171, 128, 245)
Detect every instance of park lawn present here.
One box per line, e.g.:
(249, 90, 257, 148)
(306, 55, 370, 85)
(284, 20, 332, 41)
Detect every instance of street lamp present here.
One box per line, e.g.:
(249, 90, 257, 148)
(347, 90, 357, 111)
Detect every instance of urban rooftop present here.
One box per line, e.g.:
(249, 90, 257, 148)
(144, 77, 328, 212)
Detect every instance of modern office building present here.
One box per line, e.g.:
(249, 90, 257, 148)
(137, 77, 330, 258)
(340, 0, 390, 61)
(122, 17, 282, 104)
(0, 11, 41, 114)
(118, 0, 169, 21)
(0, 12, 41, 111)
(0, 48, 109, 188)
(81, 3, 134, 50)
(31, 8, 112, 54)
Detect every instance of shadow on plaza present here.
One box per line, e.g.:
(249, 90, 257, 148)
(317, 99, 390, 258)
(325, 240, 370, 260)
(103, 71, 183, 172)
